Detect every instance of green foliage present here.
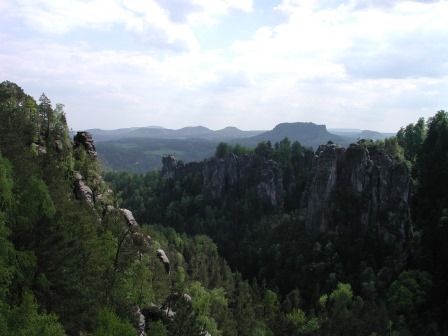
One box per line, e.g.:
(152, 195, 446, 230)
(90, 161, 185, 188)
(286, 307, 306, 327)
(91, 308, 135, 336)
(397, 117, 426, 162)
(329, 283, 353, 312)
(188, 281, 226, 316)
(166, 298, 204, 336)
(382, 136, 406, 162)
(2, 292, 66, 336)
(273, 137, 292, 168)
(16, 177, 56, 230)
(0, 158, 16, 304)
(0, 155, 14, 211)
(215, 142, 231, 158)
(120, 255, 154, 306)
(3, 81, 448, 336)
(299, 317, 320, 334)
(264, 289, 279, 316)
(252, 321, 274, 336)
(255, 141, 274, 159)
(387, 270, 432, 314)
(147, 320, 168, 336)
(215, 142, 253, 158)
(0, 81, 39, 159)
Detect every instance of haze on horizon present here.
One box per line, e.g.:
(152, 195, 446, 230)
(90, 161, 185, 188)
(1, 0, 447, 133)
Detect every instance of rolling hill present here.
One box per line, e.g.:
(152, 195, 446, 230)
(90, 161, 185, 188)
(90, 122, 394, 172)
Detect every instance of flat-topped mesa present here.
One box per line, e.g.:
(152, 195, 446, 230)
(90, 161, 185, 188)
(299, 142, 412, 244)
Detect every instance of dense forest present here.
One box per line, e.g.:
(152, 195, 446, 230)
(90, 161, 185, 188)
(1, 80, 447, 335)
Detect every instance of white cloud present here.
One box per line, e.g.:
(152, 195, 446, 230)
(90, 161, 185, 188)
(0, 0, 447, 134)
(14, 0, 129, 33)
(226, 0, 253, 12)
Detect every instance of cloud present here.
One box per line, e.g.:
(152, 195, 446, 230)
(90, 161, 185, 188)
(206, 69, 255, 91)
(125, 17, 199, 52)
(14, 0, 130, 34)
(1, 0, 447, 134)
(5, 0, 255, 52)
(6, 0, 202, 52)
(155, 0, 202, 23)
(342, 45, 448, 79)
(340, 2, 448, 79)
(349, 0, 441, 11)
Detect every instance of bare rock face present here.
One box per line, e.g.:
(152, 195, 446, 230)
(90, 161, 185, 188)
(256, 159, 284, 209)
(162, 153, 284, 208)
(202, 154, 238, 201)
(156, 249, 170, 274)
(161, 154, 182, 179)
(299, 143, 412, 244)
(201, 154, 284, 208)
(131, 305, 146, 336)
(73, 171, 94, 205)
(74, 131, 97, 158)
(120, 208, 139, 229)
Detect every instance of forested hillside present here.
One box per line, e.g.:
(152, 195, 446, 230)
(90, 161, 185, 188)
(1, 80, 448, 335)
(0, 81, 286, 335)
(105, 114, 448, 335)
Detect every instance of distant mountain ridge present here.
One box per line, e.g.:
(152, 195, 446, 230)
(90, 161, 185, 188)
(328, 128, 395, 141)
(87, 125, 265, 142)
(89, 122, 396, 172)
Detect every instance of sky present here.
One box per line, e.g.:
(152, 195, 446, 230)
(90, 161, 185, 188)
(0, 0, 447, 132)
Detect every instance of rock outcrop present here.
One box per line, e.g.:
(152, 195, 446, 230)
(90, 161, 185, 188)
(73, 171, 94, 205)
(71, 131, 175, 335)
(161, 154, 182, 179)
(256, 159, 284, 209)
(162, 154, 284, 209)
(156, 249, 170, 274)
(299, 143, 412, 244)
(162, 144, 411, 244)
(120, 208, 139, 228)
(74, 131, 97, 158)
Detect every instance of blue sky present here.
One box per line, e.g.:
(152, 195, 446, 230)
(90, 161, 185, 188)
(1, 0, 447, 132)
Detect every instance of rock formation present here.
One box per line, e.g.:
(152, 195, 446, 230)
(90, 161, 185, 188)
(299, 143, 412, 244)
(161, 154, 182, 179)
(120, 208, 139, 229)
(156, 249, 171, 274)
(162, 154, 284, 209)
(73, 171, 94, 205)
(256, 159, 284, 209)
(74, 131, 97, 158)
(71, 131, 170, 334)
(161, 143, 411, 244)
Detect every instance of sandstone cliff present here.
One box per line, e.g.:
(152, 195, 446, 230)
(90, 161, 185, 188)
(74, 131, 97, 159)
(162, 153, 284, 209)
(72, 131, 170, 335)
(299, 143, 412, 244)
(162, 142, 412, 244)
